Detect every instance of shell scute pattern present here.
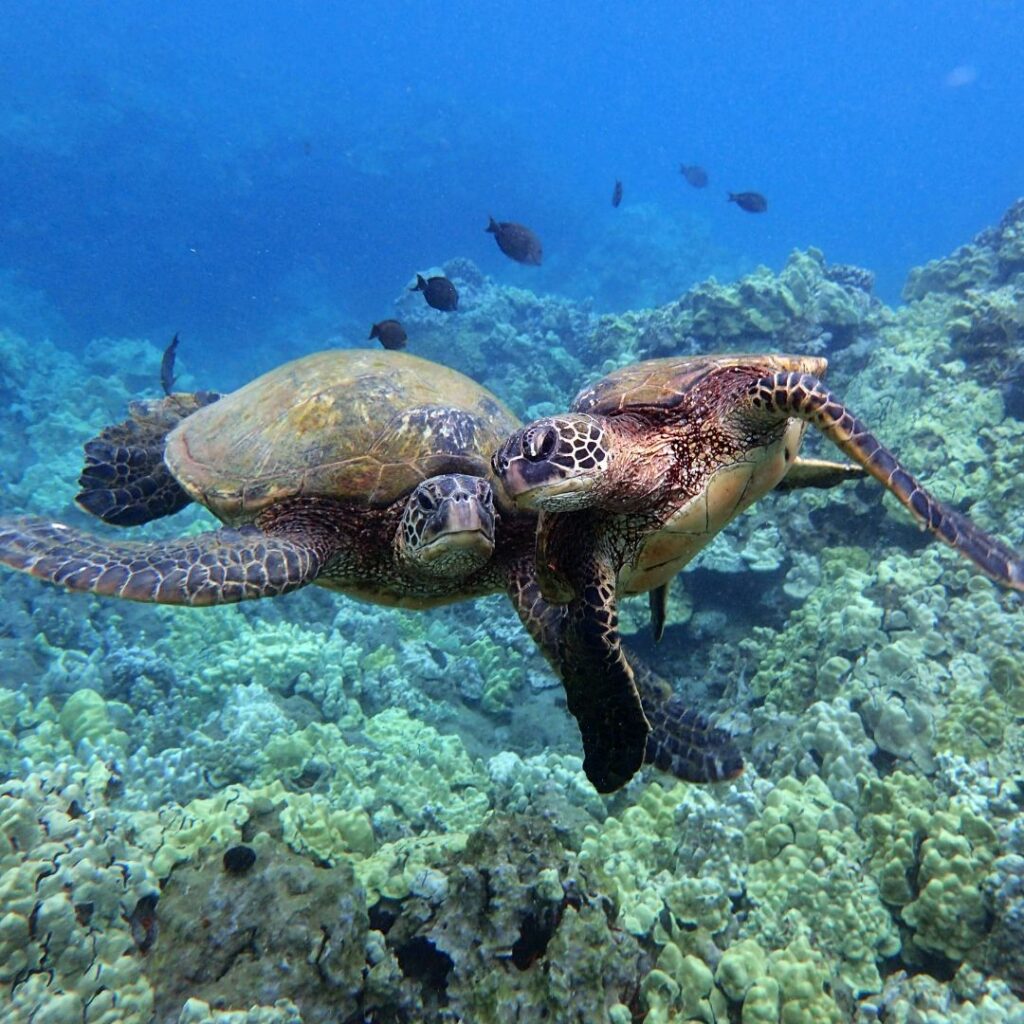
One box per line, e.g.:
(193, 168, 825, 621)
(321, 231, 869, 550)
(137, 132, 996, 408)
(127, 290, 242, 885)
(575, 353, 828, 418)
(165, 350, 518, 520)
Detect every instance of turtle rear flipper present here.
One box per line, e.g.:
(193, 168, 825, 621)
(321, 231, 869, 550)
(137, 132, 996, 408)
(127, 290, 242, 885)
(748, 372, 1024, 590)
(508, 563, 742, 786)
(77, 392, 221, 527)
(632, 659, 743, 782)
(0, 514, 327, 605)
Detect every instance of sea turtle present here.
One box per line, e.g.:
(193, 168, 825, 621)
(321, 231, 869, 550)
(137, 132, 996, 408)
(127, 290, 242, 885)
(493, 353, 1024, 776)
(0, 349, 742, 792)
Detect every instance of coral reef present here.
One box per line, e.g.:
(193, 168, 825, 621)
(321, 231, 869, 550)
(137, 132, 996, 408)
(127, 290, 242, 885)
(902, 198, 1024, 302)
(588, 247, 888, 367)
(0, 762, 160, 1024)
(3, 200, 1024, 1023)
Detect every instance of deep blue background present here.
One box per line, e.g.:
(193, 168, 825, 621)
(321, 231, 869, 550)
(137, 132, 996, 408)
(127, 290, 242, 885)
(1, 1, 1022, 380)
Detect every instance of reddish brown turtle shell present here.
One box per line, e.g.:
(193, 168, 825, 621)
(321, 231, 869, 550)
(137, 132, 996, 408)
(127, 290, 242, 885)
(573, 353, 828, 416)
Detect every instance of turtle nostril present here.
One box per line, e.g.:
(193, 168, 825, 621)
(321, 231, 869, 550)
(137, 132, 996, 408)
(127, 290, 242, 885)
(525, 427, 557, 462)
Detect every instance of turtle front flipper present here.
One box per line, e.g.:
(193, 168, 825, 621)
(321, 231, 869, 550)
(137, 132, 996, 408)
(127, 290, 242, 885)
(504, 520, 650, 793)
(747, 372, 1024, 590)
(0, 514, 328, 605)
(507, 560, 743, 785)
(77, 392, 221, 527)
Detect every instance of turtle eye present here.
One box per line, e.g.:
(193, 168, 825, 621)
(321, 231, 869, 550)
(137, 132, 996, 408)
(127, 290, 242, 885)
(525, 426, 557, 462)
(416, 490, 435, 511)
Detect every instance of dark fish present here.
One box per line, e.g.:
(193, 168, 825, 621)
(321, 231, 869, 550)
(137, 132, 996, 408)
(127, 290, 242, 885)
(160, 333, 179, 396)
(369, 319, 408, 350)
(680, 164, 709, 188)
(486, 216, 543, 266)
(728, 191, 768, 213)
(411, 273, 459, 311)
(612, 180, 623, 207)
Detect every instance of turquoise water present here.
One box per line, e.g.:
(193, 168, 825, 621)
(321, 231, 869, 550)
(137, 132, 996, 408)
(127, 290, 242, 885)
(1, 6, 1023, 1023)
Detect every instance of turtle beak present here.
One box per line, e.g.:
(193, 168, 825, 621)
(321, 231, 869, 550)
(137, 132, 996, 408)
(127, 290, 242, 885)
(418, 493, 495, 561)
(493, 455, 537, 506)
(442, 497, 489, 538)
(492, 429, 561, 506)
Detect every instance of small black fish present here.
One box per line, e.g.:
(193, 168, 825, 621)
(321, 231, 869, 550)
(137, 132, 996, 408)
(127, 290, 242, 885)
(611, 180, 623, 207)
(728, 191, 768, 213)
(486, 216, 543, 266)
(411, 273, 459, 312)
(680, 164, 709, 188)
(160, 333, 179, 396)
(369, 319, 408, 350)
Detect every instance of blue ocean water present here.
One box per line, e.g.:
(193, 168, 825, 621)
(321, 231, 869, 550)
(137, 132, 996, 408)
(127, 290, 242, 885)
(2, 1, 1023, 382)
(2, 5, 1024, 1024)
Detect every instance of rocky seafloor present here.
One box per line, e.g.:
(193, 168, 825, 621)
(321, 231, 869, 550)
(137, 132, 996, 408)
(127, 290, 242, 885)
(1, 201, 1023, 1024)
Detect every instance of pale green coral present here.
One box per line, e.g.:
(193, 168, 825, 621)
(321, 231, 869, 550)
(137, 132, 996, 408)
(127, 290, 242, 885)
(859, 770, 938, 906)
(466, 632, 523, 715)
(579, 781, 699, 935)
(642, 944, 726, 1024)
(716, 939, 770, 1005)
(0, 763, 159, 1024)
(58, 688, 130, 752)
(858, 771, 1001, 963)
(644, 932, 849, 1024)
(742, 548, 884, 709)
(767, 937, 845, 1024)
(902, 807, 997, 961)
(176, 998, 303, 1024)
(743, 776, 899, 995)
(279, 792, 376, 860)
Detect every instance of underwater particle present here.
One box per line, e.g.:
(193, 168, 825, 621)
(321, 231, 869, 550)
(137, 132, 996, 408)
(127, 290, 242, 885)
(161, 332, 180, 395)
(728, 190, 768, 213)
(486, 216, 543, 265)
(680, 163, 709, 188)
(223, 844, 257, 875)
(411, 272, 459, 310)
(369, 319, 408, 350)
(944, 64, 978, 88)
(612, 180, 623, 207)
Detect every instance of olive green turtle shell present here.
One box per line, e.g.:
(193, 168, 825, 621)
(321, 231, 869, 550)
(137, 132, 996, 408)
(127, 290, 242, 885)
(164, 349, 519, 522)
(573, 353, 828, 415)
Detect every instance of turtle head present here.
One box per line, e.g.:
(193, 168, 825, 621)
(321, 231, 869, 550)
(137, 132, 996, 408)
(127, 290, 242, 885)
(492, 414, 613, 511)
(398, 474, 496, 578)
